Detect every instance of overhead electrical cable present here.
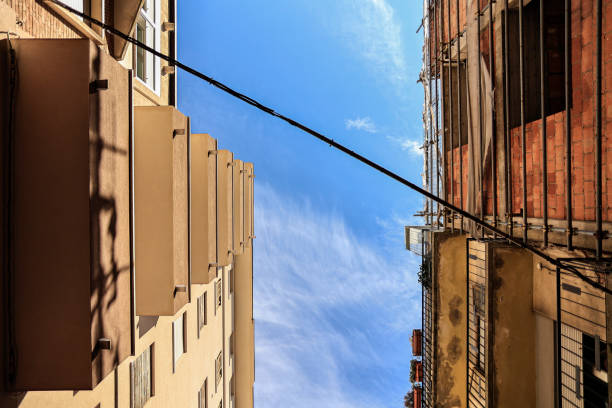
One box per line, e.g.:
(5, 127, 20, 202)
(47, 0, 612, 294)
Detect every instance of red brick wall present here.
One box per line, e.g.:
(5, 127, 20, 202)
(507, 0, 612, 222)
(444, 0, 612, 223)
(446, 145, 469, 209)
(1, 0, 80, 39)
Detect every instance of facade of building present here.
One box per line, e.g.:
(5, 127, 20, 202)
(409, 0, 612, 407)
(0, 1, 255, 407)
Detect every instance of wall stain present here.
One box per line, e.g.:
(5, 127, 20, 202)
(448, 295, 463, 326)
(447, 336, 462, 364)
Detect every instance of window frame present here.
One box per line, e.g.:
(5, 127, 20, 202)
(215, 279, 223, 314)
(133, 0, 161, 95)
(198, 378, 208, 408)
(198, 291, 208, 337)
(130, 343, 155, 408)
(215, 351, 223, 391)
(172, 312, 187, 372)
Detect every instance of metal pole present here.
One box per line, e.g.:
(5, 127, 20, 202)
(595, 0, 603, 259)
(565, 0, 573, 250)
(448, 0, 454, 233)
(489, 0, 497, 232)
(504, 0, 512, 237)
(438, 0, 444, 228)
(540, 0, 549, 246)
(435, 0, 441, 227)
(477, 4, 485, 238)
(428, 0, 434, 229)
(556, 266, 562, 408)
(520, 0, 528, 243)
(457, 0, 464, 234)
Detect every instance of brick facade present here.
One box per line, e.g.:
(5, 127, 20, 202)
(442, 0, 612, 224)
(1, 0, 80, 39)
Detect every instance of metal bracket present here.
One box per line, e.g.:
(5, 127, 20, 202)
(173, 128, 185, 138)
(594, 230, 609, 240)
(208, 150, 218, 156)
(89, 79, 108, 93)
(162, 65, 176, 75)
(97, 338, 112, 350)
(174, 284, 187, 294)
(162, 22, 175, 32)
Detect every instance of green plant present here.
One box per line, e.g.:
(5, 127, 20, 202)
(404, 390, 414, 407)
(410, 359, 419, 383)
(418, 256, 431, 288)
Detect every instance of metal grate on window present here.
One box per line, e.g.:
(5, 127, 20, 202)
(215, 351, 223, 390)
(131, 345, 153, 408)
(198, 378, 208, 408)
(215, 279, 223, 312)
(198, 292, 207, 335)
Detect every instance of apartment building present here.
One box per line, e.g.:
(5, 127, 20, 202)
(0, 1, 255, 407)
(408, 0, 612, 407)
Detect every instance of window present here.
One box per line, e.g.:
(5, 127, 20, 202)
(134, 0, 160, 93)
(472, 285, 486, 373)
(229, 333, 234, 357)
(63, 0, 84, 13)
(131, 344, 154, 408)
(228, 268, 233, 295)
(172, 312, 187, 371)
(218, 400, 223, 408)
(215, 351, 223, 391)
(215, 279, 223, 313)
(198, 378, 208, 408)
(198, 292, 207, 337)
(507, 0, 566, 127)
(443, 63, 469, 151)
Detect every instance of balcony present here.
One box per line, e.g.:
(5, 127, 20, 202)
(217, 150, 233, 267)
(134, 106, 189, 316)
(0, 39, 131, 390)
(191, 133, 218, 284)
(244, 163, 255, 248)
(232, 159, 245, 256)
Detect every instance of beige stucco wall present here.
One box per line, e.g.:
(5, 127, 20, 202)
(491, 246, 536, 408)
(121, 0, 174, 107)
(235, 244, 255, 408)
(2, 273, 227, 408)
(433, 232, 467, 408)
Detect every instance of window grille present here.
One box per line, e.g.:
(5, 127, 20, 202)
(198, 292, 207, 336)
(215, 351, 223, 390)
(215, 279, 223, 312)
(131, 345, 154, 408)
(198, 378, 208, 408)
(173, 312, 187, 371)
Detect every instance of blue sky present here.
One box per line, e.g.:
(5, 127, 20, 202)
(178, 1, 424, 406)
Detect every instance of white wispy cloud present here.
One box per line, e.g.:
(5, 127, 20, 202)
(386, 136, 424, 156)
(341, 0, 408, 85)
(400, 139, 423, 155)
(345, 116, 378, 133)
(253, 183, 421, 408)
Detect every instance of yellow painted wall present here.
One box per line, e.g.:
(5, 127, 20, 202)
(433, 232, 467, 408)
(491, 247, 536, 408)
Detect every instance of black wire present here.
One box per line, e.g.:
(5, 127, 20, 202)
(46, 0, 611, 295)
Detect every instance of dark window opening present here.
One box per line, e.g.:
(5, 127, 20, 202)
(472, 285, 486, 373)
(582, 333, 608, 406)
(443, 63, 469, 151)
(506, 0, 567, 128)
